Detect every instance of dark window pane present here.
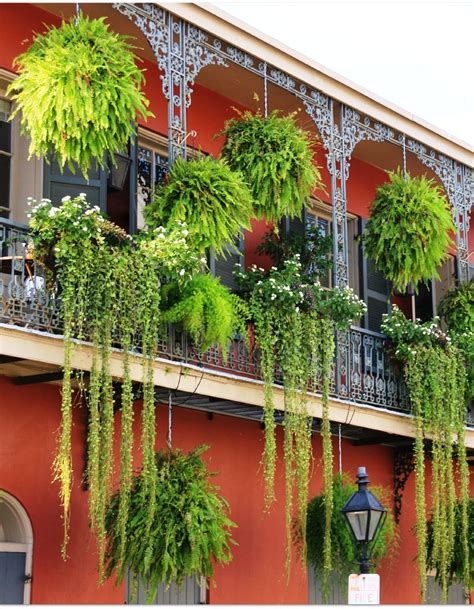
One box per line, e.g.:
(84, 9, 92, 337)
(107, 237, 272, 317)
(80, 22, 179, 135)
(50, 183, 100, 207)
(0, 155, 10, 217)
(0, 121, 11, 153)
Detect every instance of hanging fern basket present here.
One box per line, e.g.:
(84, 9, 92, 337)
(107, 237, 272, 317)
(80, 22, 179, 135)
(105, 445, 237, 603)
(219, 109, 324, 223)
(362, 170, 455, 294)
(145, 155, 253, 256)
(7, 13, 152, 176)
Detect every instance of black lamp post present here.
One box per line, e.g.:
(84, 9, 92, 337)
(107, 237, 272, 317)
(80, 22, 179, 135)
(341, 467, 386, 574)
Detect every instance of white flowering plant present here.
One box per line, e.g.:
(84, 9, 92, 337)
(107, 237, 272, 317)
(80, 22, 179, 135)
(136, 222, 206, 289)
(234, 254, 366, 329)
(381, 306, 453, 361)
(28, 194, 128, 272)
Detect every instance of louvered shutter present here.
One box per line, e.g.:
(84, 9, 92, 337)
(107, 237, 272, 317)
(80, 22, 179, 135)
(209, 233, 244, 291)
(359, 218, 391, 332)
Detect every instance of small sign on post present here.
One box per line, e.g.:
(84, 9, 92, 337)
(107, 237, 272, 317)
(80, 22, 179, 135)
(348, 573, 380, 605)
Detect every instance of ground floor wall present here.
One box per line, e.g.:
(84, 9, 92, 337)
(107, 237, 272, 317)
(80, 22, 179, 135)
(0, 374, 471, 604)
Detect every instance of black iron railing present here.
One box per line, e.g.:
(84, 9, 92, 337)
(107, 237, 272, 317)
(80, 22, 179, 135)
(0, 219, 411, 414)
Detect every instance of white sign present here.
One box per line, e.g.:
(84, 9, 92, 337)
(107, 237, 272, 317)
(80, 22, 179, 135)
(348, 573, 380, 605)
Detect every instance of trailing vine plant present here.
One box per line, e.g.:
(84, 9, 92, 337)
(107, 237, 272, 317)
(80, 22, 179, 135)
(382, 307, 470, 603)
(28, 197, 216, 578)
(235, 247, 366, 582)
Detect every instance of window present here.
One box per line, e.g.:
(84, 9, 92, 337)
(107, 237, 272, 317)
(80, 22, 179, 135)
(359, 218, 391, 333)
(0, 98, 12, 219)
(136, 131, 169, 230)
(136, 129, 243, 289)
(0, 490, 33, 604)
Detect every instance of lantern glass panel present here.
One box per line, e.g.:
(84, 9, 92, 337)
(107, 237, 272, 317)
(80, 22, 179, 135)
(347, 511, 368, 541)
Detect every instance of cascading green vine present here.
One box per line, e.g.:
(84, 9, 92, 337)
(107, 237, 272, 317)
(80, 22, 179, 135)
(235, 254, 366, 578)
(319, 317, 335, 602)
(382, 307, 470, 603)
(29, 197, 236, 582)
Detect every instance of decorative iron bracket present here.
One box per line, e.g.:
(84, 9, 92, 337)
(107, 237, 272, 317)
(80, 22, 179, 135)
(393, 447, 415, 524)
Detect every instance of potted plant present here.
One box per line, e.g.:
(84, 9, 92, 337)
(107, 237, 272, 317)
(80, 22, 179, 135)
(162, 273, 249, 359)
(362, 171, 455, 294)
(144, 155, 253, 256)
(105, 445, 237, 603)
(219, 109, 324, 222)
(7, 13, 152, 176)
(302, 473, 397, 601)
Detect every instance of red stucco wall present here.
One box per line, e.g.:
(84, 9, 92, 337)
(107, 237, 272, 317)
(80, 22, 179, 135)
(0, 374, 451, 604)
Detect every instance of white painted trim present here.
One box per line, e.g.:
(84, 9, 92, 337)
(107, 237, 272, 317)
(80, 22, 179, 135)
(0, 490, 33, 604)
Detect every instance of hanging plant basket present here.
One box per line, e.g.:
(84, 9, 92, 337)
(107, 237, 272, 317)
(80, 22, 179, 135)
(362, 170, 455, 294)
(105, 445, 237, 603)
(303, 473, 397, 593)
(7, 14, 152, 176)
(162, 273, 249, 359)
(219, 109, 324, 223)
(144, 155, 253, 256)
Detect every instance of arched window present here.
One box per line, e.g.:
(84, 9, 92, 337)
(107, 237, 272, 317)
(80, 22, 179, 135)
(0, 490, 33, 604)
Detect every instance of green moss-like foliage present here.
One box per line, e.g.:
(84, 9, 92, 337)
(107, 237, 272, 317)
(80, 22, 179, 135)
(145, 156, 253, 256)
(439, 279, 474, 335)
(304, 474, 397, 588)
(219, 109, 324, 222)
(362, 171, 455, 293)
(428, 499, 474, 600)
(7, 14, 152, 176)
(162, 274, 249, 359)
(105, 446, 237, 603)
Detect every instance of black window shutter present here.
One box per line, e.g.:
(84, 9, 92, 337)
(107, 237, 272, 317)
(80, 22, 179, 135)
(209, 233, 244, 291)
(43, 157, 107, 212)
(359, 217, 391, 332)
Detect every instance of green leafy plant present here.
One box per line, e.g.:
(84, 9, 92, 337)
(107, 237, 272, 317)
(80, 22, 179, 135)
(28, 196, 204, 577)
(382, 306, 470, 603)
(144, 156, 253, 256)
(256, 225, 332, 283)
(7, 14, 152, 176)
(235, 255, 366, 584)
(303, 473, 397, 591)
(427, 499, 474, 601)
(438, 279, 474, 335)
(162, 273, 249, 359)
(105, 445, 237, 603)
(362, 171, 455, 293)
(219, 109, 324, 222)
(439, 280, 474, 400)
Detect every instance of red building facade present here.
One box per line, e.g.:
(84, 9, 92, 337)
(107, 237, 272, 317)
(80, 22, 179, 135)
(0, 3, 472, 604)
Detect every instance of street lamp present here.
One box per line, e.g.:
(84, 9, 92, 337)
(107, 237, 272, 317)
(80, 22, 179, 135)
(341, 466, 386, 574)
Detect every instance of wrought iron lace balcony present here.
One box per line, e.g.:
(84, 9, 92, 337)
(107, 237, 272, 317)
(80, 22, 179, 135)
(0, 219, 410, 415)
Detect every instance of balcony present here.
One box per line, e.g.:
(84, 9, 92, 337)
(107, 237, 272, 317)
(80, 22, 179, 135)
(0, 217, 413, 419)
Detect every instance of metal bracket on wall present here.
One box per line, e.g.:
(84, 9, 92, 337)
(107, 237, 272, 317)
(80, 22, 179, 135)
(393, 447, 415, 524)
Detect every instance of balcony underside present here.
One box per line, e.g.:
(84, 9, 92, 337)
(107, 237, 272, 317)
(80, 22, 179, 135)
(2, 323, 473, 448)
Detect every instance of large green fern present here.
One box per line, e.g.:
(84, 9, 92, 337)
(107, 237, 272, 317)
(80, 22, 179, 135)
(7, 14, 152, 176)
(162, 274, 249, 358)
(363, 170, 455, 293)
(145, 156, 253, 256)
(219, 109, 323, 222)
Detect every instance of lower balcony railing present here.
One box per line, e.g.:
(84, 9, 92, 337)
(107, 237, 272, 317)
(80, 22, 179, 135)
(0, 219, 410, 415)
